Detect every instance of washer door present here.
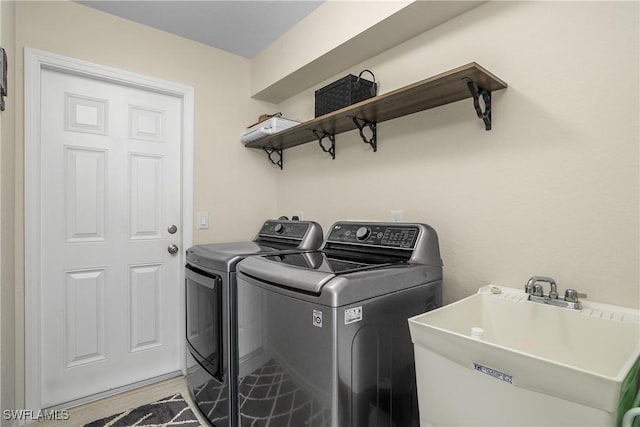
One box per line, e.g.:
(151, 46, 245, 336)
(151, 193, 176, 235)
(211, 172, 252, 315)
(185, 264, 223, 381)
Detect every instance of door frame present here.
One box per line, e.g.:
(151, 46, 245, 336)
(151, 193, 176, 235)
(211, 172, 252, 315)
(24, 48, 194, 412)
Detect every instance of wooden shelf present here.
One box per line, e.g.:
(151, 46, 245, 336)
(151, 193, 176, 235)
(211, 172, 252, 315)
(245, 62, 507, 167)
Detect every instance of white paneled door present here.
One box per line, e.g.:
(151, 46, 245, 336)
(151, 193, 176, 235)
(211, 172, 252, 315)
(39, 68, 182, 407)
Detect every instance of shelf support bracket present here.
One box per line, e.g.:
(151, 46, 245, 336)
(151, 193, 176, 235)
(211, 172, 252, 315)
(351, 117, 377, 152)
(262, 148, 283, 170)
(464, 78, 492, 130)
(311, 130, 336, 159)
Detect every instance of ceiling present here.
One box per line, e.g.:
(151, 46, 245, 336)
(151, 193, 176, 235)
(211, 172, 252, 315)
(77, 1, 324, 59)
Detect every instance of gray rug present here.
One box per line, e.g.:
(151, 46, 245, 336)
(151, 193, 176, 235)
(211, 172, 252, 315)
(84, 393, 201, 427)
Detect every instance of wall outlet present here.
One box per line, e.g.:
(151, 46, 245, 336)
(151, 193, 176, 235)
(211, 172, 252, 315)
(390, 210, 403, 222)
(197, 211, 209, 229)
(293, 210, 303, 220)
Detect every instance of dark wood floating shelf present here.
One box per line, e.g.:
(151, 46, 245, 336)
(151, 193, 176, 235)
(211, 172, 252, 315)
(245, 62, 507, 169)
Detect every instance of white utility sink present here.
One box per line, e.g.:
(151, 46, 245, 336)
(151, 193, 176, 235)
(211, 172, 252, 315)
(409, 285, 640, 426)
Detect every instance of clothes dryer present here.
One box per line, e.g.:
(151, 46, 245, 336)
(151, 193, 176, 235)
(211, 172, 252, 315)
(185, 219, 323, 426)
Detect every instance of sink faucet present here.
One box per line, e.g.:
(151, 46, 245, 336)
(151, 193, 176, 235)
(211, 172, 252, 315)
(524, 276, 586, 310)
(525, 276, 558, 298)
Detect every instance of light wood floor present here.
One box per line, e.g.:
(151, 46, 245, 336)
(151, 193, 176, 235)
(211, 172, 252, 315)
(35, 376, 209, 427)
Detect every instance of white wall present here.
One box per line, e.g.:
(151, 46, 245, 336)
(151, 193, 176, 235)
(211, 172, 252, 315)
(274, 1, 639, 308)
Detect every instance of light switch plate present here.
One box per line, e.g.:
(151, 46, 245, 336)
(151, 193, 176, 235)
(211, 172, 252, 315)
(197, 211, 209, 229)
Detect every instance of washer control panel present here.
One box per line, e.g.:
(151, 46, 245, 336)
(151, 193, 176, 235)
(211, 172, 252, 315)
(328, 223, 419, 249)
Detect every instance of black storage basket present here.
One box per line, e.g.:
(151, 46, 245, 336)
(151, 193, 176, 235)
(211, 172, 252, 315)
(314, 70, 377, 117)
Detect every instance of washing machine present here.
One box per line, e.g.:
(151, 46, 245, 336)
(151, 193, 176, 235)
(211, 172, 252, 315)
(235, 221, 443, 427)
(185, 219, 323, 426)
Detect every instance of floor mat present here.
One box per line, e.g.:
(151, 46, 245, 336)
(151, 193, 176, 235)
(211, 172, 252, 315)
(84, 393, 201, 427)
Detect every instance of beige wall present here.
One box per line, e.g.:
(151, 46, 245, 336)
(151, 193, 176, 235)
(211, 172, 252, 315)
(250, 1, 486, 102)
(251, 0, 410, 100)
(274, 1, 639, 308)
(1, 0, 16, 423)
(15, 0, 279, 244)
(12, 0, 278, 409)
(5, 0, 639, 414)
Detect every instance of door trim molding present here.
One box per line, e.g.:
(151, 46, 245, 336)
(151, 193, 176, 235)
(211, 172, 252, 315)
(24, 48, 194, 411)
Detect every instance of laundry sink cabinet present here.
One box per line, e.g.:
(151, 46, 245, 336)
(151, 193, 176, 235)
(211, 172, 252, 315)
(408, 285, 640, 426)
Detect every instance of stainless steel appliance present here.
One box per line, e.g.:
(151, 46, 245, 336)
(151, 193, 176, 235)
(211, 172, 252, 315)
(185, 220, 323, 426)
(235, 222, 442, 426)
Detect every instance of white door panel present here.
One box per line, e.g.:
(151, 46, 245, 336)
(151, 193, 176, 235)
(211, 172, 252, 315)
(40, 69, 182, 407)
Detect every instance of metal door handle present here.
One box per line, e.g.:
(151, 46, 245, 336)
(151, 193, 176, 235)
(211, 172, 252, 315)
(167, 224, 178, 234)
(167, 244, 179, 255)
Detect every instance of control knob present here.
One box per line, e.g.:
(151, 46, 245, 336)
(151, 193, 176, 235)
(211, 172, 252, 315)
(355, 226, 371, 241)
(274, 223, 285, 234)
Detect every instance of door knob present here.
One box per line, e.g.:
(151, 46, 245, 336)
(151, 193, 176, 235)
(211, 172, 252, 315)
(167, 224, 178, 234)
(167, 244, 179, 255)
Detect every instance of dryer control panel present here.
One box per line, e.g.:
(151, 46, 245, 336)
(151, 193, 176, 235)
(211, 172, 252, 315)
(258, 220, 311, 239)
(256, 220, 324, 251)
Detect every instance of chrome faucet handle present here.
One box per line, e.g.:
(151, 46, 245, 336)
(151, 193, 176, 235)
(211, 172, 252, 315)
(532, 283, 545, 297)
(565, 289, 587, 303)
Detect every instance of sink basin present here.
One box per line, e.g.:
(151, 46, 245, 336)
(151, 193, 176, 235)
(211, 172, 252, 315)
(409, 285, 640, 426)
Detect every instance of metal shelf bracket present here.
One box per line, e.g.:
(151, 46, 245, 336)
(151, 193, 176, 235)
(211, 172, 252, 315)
(262, 147, 283, 170)
(351, 117, 377, 152)
(464, 78, 492, 130)
(312, 130, 336, 159)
